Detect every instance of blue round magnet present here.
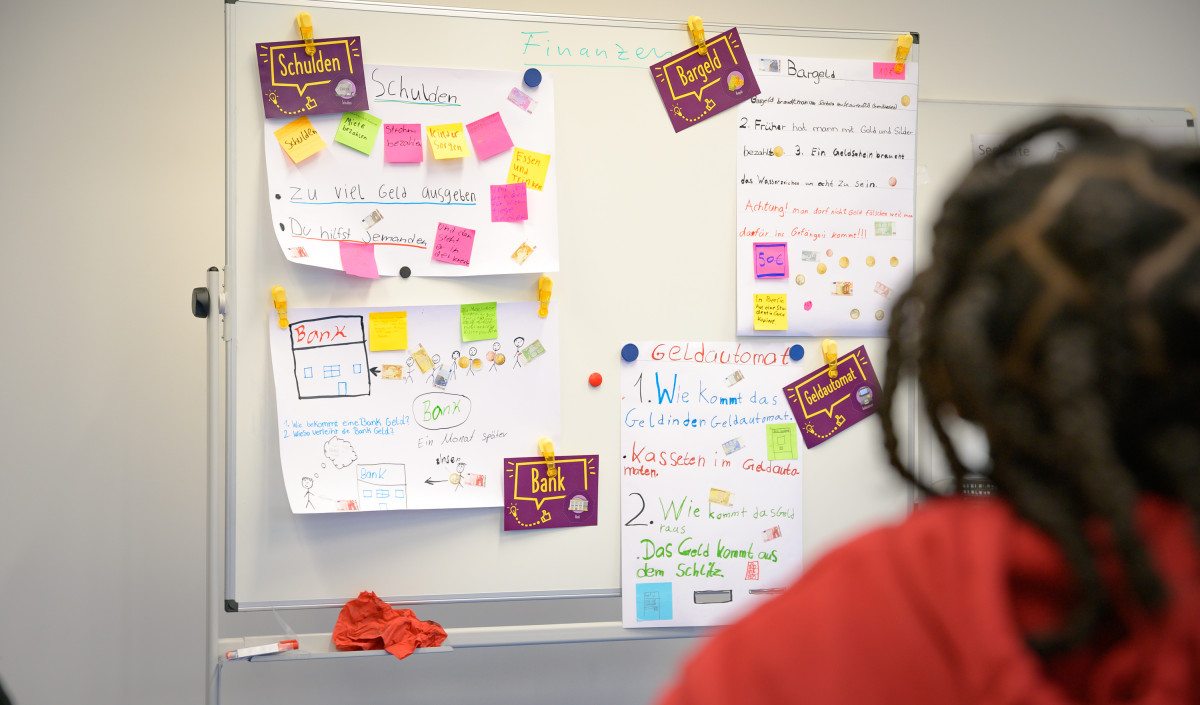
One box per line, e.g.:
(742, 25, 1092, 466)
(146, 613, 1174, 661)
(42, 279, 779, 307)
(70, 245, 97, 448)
(621, 343, 639, 362)
(523, 68, 542, 88)
(788, 344, 805, 361)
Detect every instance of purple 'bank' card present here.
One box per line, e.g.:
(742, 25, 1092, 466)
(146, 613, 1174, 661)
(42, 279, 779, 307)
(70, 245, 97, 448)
(504, 455, 599, 530)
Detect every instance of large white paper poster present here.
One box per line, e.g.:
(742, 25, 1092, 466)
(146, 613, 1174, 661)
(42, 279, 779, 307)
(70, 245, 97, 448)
(736, 56, 917, 336)
(264, 65, 557, 277)
(268, 303, 559, 513)
(621, 342, 805, 628)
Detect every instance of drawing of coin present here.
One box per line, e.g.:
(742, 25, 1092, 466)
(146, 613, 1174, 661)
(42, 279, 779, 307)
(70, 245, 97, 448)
(458, 357, 469, 368)
(866, 256, 876, 267)
(486, 351, 495, 362)
(888, 177, 898, 187)
(804, 301, 813, 311)
(839, 256, 849, 268)
(875, 310, 885, 320)
(826, 249, 834, 257)
(816, 263, 827, 274)
(773, 146, 783, 157)
(890, 256, 900, 267)
(850, 309, 860, 319)
(472, 359, 483, 370)
(495, 353, 506, 365)
(795, 274, 805, 285)
(901, 95, 911, 106)
(449, 473, 461, 485)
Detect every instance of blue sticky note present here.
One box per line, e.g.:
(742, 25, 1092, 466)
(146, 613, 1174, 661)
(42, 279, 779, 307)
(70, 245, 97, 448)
(635, 582, 673, 621)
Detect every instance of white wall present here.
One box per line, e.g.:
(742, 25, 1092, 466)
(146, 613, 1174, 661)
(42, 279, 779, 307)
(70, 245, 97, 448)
(1, 1, 1197, 704)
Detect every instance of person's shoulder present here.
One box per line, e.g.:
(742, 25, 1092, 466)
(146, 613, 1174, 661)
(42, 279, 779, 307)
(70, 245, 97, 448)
(656, 497, 1012, 705)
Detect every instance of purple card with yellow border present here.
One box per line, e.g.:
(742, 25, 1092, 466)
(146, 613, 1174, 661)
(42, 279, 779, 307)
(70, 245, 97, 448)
(650, 28, 760, 132)
(782, 345, 881, 449)
(504, 455, 599, 530)
(257, 36, 368, 118)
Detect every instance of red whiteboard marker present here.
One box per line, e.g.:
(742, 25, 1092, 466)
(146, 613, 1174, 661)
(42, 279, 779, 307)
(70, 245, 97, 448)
(225, 639, 300, 660)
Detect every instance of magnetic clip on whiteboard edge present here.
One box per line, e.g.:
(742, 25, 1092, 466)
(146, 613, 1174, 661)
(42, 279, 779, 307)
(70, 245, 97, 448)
(538, 437, 557, 477)
(271, 286, 288, 328)
(894, 34, 913, 73)
(297, 12, 316, 56)
(821, 339, 838, 380)
(687, 16, 707, 56)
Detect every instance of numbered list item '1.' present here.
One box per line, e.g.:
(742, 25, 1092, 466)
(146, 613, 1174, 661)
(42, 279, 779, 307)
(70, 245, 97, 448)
(620, 342, 805, 628)
(735, 55, 918, 337)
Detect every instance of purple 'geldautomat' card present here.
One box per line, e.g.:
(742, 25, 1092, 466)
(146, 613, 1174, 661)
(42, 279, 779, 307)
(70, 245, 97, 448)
(504, 455, 599, 530)
(650, 28, 760, 132)
(782, 345, 881, 449)
(257, 36, 368, 118)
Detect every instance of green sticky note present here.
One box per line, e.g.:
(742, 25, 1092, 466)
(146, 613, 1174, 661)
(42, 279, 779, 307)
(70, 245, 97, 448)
(765, 424, 799, 460)
(335, 111, 383, 155)
(461, 302, 498, 342)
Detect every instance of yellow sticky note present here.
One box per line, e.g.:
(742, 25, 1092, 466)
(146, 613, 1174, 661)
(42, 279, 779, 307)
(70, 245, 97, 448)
(427, 123, 470, 159)
(507, 148, 551, 191)
(368, 311, 408, 352)
(274, 116, 326, 164)
(753, 294, 788, 330)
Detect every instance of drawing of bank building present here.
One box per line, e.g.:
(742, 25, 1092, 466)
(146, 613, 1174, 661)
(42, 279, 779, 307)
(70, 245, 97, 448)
(290, 315, 370, 399)
(357, 463, 408, 510)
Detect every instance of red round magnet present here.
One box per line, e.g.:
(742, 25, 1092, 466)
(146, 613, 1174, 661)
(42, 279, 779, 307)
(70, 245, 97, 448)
(588, 372, 603, 387)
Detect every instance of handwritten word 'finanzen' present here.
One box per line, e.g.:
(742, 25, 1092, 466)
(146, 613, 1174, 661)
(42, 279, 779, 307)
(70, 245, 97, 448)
(518, 31, 671, 66)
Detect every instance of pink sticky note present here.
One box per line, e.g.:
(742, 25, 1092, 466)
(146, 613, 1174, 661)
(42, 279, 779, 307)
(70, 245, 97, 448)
(339, 241, 379, 278)
(872, 62, 905, 80)
(465, 112, 514, 160)
(754, 242, 788, 279)
(383, 123, 423, 163)
(490, 183, 529, 222)
(432, 223, 476, 266)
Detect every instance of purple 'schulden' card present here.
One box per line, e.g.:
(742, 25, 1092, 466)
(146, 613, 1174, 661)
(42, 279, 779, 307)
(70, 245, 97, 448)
(257, 36, 368, 118)
(782, 345, 882, 449)
(650, 28, 760, 132)
(504, 455, 599, 530)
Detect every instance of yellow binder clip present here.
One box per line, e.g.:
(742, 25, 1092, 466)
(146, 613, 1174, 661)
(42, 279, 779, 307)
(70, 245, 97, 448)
(271, 286, 288, 329)
(821, 339, 838, 380)
(537, 276, 553, 318)
(538, 437, 557, 477)
(894, 34, 913, 74)
(297, 12, 316, 56)
(687, 16, 708, 56)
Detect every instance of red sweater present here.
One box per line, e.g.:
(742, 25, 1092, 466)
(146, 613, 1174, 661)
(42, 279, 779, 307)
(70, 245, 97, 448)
(657, 497, 1200, 705)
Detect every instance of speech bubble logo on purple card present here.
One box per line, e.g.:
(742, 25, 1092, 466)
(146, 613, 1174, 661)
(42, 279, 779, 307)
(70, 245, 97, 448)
(782, 345, 881, 449)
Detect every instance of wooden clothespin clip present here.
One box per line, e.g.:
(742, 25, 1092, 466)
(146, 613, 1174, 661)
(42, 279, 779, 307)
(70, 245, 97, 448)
(537, 276, 553, 318)
(821, 339, 838, 380)
(687, 16, 708, 56)
(271, 286, 289, 328)
(296, 12, 316, 56)
(894, 34, 913, 74)
(538, 437, 557, 477)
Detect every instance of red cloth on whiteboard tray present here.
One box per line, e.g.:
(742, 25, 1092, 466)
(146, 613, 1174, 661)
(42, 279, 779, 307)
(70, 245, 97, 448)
(332, 591, 448, 659)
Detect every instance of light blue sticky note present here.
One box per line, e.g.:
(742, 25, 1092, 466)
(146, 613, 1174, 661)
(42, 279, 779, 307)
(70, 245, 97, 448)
(635, 582, 673, 621)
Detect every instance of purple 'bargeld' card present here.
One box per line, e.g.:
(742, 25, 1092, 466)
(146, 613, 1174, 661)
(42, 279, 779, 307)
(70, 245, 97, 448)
(650, 28, 760, 132)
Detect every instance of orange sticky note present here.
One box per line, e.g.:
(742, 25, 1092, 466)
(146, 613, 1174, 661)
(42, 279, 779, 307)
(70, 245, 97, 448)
(369, 311, 408, 351)
(507, 148, 551, 191)
(753, 294, 787, 330)
(427, 123, 470, 159)
(274, 116, 326, 163)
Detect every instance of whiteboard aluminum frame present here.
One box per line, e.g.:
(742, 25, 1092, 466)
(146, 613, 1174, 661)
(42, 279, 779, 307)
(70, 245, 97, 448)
(223, 0, 921, 611)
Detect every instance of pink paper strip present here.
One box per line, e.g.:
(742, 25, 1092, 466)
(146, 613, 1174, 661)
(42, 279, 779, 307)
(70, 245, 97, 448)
(383, 123, 423, 163)
(490, 183, 529, 222)
(872, 62, 905, 80)
(339, 241, 379, 278)
(432, 223, 476, 266)
(465, 112, 514, 160)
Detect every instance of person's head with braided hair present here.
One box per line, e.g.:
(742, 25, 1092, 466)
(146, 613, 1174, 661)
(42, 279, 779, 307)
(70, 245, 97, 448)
(877, 114, 1200, 654)
(658, 117, 1200, 705)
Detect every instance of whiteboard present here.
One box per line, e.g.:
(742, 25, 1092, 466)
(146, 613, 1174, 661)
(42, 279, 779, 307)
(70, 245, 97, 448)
(227, 0, 921, 609)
